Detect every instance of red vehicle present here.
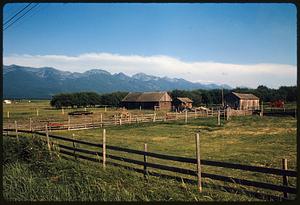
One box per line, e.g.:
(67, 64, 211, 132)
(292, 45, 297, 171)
(269, 100, 284, 108)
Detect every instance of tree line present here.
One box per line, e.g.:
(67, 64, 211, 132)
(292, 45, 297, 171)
(50, 85, 297, 108)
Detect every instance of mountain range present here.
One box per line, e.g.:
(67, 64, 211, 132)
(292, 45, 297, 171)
(3, 64, 231, 99)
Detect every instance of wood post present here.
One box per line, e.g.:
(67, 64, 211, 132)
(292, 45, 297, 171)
(7, 111, 9, 118)
(114, 115, 117, 125)
(260, 101, 264, 117)
(62, 108, 64, 115)
(102, 129, 106, 169)
(104, 106, 107, 112)
(185, 110, 188, 123)
(100, 113, 103, 127)
(84, 107, 87, 111)
(218, 110, 221, 126)
(129, 113, 132, 124)
(36, 109, 39, 116)
(175, 111, 178, 120)
(45, 125, 51, 152)
(195, 109, 197, 119)
(119, 118, 122, 125)
(140, 106, 142, 111)
(153, 113, 156, 122)
(282, 158, 288, 198)
(29, 118, 32, 131)
(84, 115, 87, 128)
(144, 143, 148, 179)
(195, 133, 202, 193)
(15, 120, 19, 142)
(72, 134, 77, 160)
(226, 108, 229, 120)
(68, 116, 71, 130)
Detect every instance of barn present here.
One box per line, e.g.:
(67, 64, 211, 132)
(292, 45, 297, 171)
(121, 92, 172, 110)
(224, 92, 260, 110)
(173, 97, 193, 111)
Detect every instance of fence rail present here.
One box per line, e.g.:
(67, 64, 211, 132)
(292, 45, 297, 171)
(3, 129, 297, 200)
(3, 109, 232, 131)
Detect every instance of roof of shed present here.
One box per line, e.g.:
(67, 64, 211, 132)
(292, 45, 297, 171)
(122, 92, 172, 102)
(177, 97, 193, 103)
(232, 92, 259, 100)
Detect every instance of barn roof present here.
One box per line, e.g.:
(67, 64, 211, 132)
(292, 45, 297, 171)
(122, 92, 172, 102)
(232, 92, 259, 100)
(177, 97, 193, 103)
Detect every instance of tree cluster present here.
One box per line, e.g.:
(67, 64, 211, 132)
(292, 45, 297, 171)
(50, 92, 128, 108)
(50, 85, 296, 108)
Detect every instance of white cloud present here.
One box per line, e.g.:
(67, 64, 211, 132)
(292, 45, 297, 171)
(3, 52, 296, 88)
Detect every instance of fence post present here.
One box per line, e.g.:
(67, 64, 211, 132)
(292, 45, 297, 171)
(218, 110, 221, 126)
(119, 118, 122, 125)
(153, 113, 156, 122)
(144, 143, 148, 179)
(45, 125, 51, 152)
(72, 134, 77, 160)
(100, 113, 103, 128)
(68, 115, 71, 130)
(102, 129, 106, 169)
(195, 109, 197, 119)
(129, 113, 132, 124)
(104, 106, 107, 112)
(195, 133, 202, 193)
(140, 106, 142, 111)
(84, 115, 87, 129)
(226, 108, 229, 120)
(84, 107, 87, 111)
(36, 109, 39, 116)
(260, 101, 264, 117)
(29, 118, 32, 131)
(114, 115, 117, 125)
(62, 108, 64, 115)
(282, 158, 288, 199)
(175, 111, 178, 120)
(185, 110, 188, 123)
(15, 120, 19, 142)
(7, 111, 10, 118)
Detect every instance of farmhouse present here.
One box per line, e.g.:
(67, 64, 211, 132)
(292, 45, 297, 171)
(224, 92, 260, 110)
(121, 92, 172, 110)
(173, 97, 193, 111)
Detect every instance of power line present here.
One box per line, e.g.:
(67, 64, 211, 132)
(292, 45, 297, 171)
(3, 3, 32, 26)
(4, 3, 39, 31)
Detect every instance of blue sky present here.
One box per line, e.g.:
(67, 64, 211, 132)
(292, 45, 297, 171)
(3, 3, 297, 88)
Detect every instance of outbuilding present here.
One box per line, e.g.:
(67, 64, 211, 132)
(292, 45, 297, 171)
(121, 92, 172, 110)
(224, 92, 260, 110)
(173, 97, 193, 111)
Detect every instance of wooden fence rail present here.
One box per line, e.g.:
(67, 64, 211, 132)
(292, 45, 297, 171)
(3, 129, 297, 200)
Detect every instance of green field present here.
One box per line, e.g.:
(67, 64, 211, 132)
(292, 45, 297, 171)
(2, 100, 297, 201)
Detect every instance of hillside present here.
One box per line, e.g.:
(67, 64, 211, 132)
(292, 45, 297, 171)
(3, 65, 231, 99)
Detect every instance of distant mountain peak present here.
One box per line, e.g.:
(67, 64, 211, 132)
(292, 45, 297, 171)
(3, 64, 232, 99)
(83, 69, 111, 75)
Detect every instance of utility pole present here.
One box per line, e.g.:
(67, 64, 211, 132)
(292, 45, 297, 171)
(221, 88, 224, 107)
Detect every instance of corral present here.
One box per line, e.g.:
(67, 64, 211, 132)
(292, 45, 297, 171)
(2, 100, 297, 201)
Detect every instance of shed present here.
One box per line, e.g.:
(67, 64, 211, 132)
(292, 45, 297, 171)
(224, 92, 260, 110)
(173, 97, 193, 111)
(121, 92, 172, 110)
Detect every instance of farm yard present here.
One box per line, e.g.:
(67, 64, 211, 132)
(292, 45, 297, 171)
(3, 100, 297, 201)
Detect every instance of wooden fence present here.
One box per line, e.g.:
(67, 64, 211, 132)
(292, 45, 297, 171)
(3, 109, 226, 131)
(3, 128, 297, 201)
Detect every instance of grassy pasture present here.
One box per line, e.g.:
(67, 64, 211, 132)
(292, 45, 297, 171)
(2, 100, 297, 201)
